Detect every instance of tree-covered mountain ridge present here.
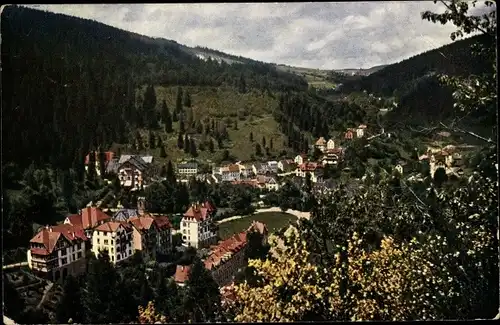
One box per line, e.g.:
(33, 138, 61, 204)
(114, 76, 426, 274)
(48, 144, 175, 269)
(1, 5, 309, 169)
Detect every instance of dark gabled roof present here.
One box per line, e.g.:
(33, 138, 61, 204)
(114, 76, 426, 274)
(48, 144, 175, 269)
(113, 209, 140, 222)
(125, 155, 149, 170)
(178, 162, 198, 169)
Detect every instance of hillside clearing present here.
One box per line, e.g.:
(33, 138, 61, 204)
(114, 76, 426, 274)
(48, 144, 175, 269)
(218, 212, 298, 240)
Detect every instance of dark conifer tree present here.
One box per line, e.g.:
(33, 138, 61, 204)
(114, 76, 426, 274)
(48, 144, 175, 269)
(175, 86, 183, 115)
(190, 139, 198, 157)
(177, 132, 184, 149)
(179, 119, 186, 134)
(208, 138, 215, 153)
(184, 134, 190, 153)
(183, 90, 191, 108)
(255, 143, 263, 156)
(149, 131, 156, 149)
(166, 160, 176, 184)
(159, 145, 167, 158)
(161, 100, 173, 133)
(56, 275, 83, 323)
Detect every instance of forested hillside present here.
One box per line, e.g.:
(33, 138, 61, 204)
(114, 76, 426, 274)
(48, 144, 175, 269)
(1, 5, 307, 170)
(338, 34, 495, 125)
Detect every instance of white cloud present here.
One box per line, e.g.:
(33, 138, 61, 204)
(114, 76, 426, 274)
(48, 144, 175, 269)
(23, 2, 491, 69)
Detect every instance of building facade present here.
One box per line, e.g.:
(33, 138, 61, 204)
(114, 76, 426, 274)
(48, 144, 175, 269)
(27, 224, 89, 282)
(180, 201, 218, 249)
(92, 221, 134, 265)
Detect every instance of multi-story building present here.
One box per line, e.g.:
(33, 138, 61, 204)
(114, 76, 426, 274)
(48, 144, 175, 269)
(64, 206, 112, 241)
(315, 137, 327, 152)
(294, 154, 307, 165)
(92, 221, 134, 265)
(154, 215, 174, 256)
(177, 162, 199, 178)
(117, 155, 153, 191)
(267, 161, 279, 174)
(356, 124, 367, 138)
(128, 214, 173, 259)
(220, 164, 241, 182)
(204, 231, 248, 287)
(277, 159, 296, 173)
(321, 147, 343, 165)
(345, 128, 355, 140)
(326, 139, 336, 150)
(174, 221, 268, 288)
(264, 177, 280, 191)
(180, 201, 218, 248)
(27, 223, 89, 282)
(296, 162, 324, 182)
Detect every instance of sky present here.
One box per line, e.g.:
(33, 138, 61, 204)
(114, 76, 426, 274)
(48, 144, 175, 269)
(26, 2, 486, 70)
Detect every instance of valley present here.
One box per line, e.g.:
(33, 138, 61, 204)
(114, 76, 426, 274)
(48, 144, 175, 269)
(1, 2, 498, 324)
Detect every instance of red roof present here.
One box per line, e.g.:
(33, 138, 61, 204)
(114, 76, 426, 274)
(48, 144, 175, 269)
(325, 148, 343, 155)
(183, 203, 212, 221)
(299, 162, 321, 171)
(204, 231, 248, 270)
(227, 164, 240, 173)
(65, 214, 83, 228)
(129, 215, 155, 231)
(202, 200, 216, 212)
(174, 265, 191, 283)
(30, 223, 88, 255)
(94, 220, 131, 233)
(154, 215, 173, 229)
(84, 151, 114, 165)
(80, 207, 111, 229)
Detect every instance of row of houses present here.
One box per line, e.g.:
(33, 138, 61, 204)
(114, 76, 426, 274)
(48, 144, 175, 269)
(174, 220, 269, 288)
(27, 207, 173, 282)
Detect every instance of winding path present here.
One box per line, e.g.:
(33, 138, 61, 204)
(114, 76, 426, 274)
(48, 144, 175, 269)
(36, 282, 54, 309)
(216, 207, 310, 225)
(2, 262, 28, 270)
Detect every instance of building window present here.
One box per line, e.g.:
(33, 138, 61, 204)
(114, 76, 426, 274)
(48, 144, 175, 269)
(128, 250, 132, 255)
(182, 222, 187, 227)
(111, 239, 114, 245)
(111, 256, 114, 262)
(97, 238, 100, 244)
(183, 229, 186, 234)
(77, 252, 82, 259)
(104, 239, 108, 245)
(110, 247, 114, 253)
(61, 258, 68, 265)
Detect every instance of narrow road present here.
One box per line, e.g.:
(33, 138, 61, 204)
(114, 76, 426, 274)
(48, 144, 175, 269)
(216, 207, 310, 225)
(36, 282, 54, 309)
(3, 262, 28, 270)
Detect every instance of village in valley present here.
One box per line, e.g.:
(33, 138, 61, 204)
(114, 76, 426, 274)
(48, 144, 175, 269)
(3, 2, 497, 324)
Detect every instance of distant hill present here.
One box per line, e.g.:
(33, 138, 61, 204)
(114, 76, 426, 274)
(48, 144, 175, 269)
(333, 64, 389, 76)
(339, 34, 494, 125)
(1, 5, 309, 169)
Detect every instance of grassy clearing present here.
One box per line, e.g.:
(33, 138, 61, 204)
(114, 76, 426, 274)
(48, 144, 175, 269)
(218, 212, 298, 240)
(128, 86, 290, 164)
